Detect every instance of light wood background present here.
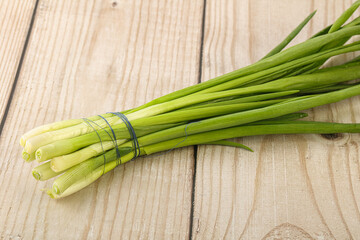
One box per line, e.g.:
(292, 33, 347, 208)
(0, 0, 360, 239)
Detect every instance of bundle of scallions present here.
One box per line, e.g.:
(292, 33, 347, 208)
(21, 1, 360, 199)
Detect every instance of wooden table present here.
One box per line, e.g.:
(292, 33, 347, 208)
(1, 0, 360, 239)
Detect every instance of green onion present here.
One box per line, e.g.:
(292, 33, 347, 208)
(20, 2, 360, 198)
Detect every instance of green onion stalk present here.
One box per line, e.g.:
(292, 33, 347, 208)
(21, 1, 360, 198)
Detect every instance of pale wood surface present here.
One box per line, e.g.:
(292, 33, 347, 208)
(1, 1, 360, 240)
(193, 0, 360, 239)
(0, 0, 37, 122)
(0, 0, 203, 239)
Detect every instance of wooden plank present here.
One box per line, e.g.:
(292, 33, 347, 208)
(193, 0, 360, 239)
(0, 0, 204, 239)
(0, 0, 37, 123)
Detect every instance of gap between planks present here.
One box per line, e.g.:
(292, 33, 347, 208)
(0, 0, 40, 137)
(189, 0, 207, 239)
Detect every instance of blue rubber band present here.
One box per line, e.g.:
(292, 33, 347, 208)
(110, 112, 140, 161)
(82, 118, 110, 174)
(149, 121, 196, 157)
(97, 115, 121, 164)
(82, 112, 140, 174)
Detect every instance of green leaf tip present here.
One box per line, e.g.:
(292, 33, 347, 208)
(262, 10, 317, 59)
(205, 140, 254, 152)
(329, 0, 360, 33)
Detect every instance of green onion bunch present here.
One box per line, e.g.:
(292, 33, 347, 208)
(21, 1, 360, 198)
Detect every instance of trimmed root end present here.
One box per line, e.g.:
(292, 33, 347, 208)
(52, 184, 61, 195)
(36, 150, 43, 162)
(32, 170, 41, 181)
(22, 151, 30, 161)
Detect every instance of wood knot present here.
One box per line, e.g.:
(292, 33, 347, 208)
(321, 133, 344, 140)
(262, 223, 313, 240)
(112, 1, 118, 7)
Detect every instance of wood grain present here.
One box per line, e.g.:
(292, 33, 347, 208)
(0, 0, 37, 122)
(193, 0, 360, 239)
(0, 0, 204, 239)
